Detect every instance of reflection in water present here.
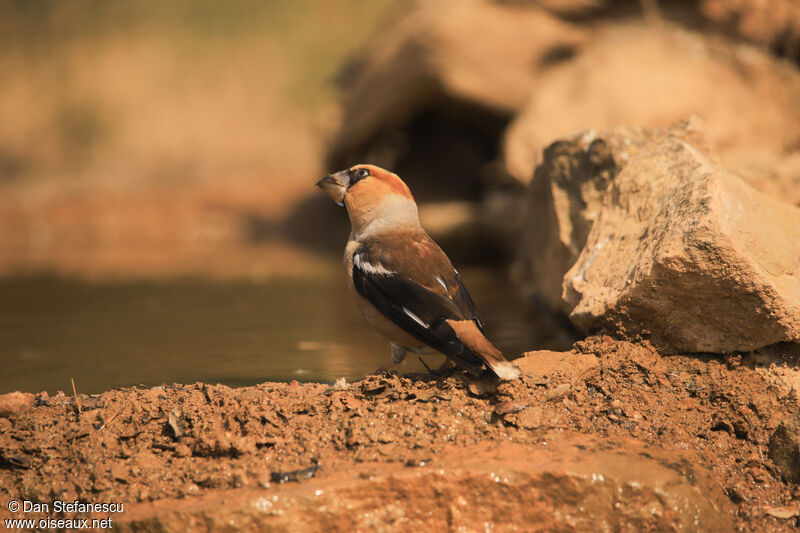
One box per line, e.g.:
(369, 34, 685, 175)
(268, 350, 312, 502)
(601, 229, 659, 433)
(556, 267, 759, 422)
(0, 266, 573, 394)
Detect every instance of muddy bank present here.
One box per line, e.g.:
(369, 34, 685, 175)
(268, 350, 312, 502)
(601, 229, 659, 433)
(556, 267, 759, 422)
(2, 337, 799, 531)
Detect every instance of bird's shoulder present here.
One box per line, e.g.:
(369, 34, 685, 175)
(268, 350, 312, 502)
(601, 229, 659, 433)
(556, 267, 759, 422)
(357, 230, 456, 297)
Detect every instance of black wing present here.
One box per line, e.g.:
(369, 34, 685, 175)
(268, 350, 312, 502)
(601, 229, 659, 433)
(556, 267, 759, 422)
(351, 246, 485, 372)
(452, 273, 484, 332)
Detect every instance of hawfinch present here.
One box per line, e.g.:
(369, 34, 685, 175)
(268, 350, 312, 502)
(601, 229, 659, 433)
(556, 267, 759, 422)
(317, 164, 520, 380)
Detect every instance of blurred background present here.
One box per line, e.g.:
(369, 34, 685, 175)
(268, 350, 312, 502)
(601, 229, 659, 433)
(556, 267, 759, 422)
(1, 0, 798, 394)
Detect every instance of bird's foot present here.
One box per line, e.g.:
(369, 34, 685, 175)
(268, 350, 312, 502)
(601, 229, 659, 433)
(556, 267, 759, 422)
(418, 358, 456, 377)
(373, 364, 398, 377)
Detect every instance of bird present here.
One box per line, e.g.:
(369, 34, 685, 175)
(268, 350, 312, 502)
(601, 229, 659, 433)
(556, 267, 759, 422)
(316, 163, 520, 380)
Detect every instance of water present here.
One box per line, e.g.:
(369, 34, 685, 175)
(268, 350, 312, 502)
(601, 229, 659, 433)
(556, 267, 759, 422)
(0, 267, 570, 395)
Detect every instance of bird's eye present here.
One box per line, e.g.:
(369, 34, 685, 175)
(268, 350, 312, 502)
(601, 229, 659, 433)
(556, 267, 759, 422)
(348, 167, 370, 187)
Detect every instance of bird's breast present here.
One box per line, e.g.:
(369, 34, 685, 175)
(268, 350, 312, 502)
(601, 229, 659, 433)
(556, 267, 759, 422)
(344, 238, 425, 350)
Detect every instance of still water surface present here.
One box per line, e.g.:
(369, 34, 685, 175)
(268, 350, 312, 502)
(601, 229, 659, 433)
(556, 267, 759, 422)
(0, 267, 570, 394)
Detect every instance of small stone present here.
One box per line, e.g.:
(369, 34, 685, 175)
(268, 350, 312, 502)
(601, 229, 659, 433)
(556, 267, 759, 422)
(546, 384, 571, 402)
(0, 392, 35, 418)
(110, 463, 129, 483)
(167, 409, 185, 440)
(174, 444, 192, 458)
(467, 380, 497, 398)
(494, 401, 528, 416)
(404, 454, 431, 468)
(231, 469, 249, 488)
(516, 406, 543, 429)
(769, 415, 800, 483)
(363, 381, 387, 396)
(339, 394, 365, 412)
(764, 504, 799, 519)
(496, 381, 520, 398)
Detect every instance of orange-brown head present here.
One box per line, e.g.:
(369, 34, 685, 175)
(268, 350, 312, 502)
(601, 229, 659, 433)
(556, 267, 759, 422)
(317, 164, 419, 237)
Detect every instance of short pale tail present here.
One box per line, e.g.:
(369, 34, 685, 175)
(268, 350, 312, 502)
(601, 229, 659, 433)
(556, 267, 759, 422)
(446, 319, 520, 380)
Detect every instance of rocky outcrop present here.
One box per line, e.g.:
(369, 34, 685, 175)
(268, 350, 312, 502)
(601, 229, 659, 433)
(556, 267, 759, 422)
(324, 0, 589, 210)
(517, 119, 800, 353)
(701, 0, 800, 60)
(503, 24, 800, 207)
(328, 0, 587, 167)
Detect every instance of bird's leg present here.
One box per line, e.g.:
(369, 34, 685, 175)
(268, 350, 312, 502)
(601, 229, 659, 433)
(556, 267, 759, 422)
(436, 358, 455, 374)
(417, 356, 434, 374)
(374, 344, 407, 375)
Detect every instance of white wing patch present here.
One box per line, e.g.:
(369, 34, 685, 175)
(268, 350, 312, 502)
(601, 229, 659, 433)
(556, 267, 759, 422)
(402, 306, 428, 328)
(436, 277, 448, 291)
(354, 253, 393, 275)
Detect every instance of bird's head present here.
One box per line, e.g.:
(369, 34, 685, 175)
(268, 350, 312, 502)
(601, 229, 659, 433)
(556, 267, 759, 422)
(317, 164, 419, 236)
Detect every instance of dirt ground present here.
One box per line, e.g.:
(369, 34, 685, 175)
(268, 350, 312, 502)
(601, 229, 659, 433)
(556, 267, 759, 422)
(1, 337, 799, 531)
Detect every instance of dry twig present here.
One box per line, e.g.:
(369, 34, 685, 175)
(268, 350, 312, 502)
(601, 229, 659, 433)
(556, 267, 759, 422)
(71, 377, 83, 415)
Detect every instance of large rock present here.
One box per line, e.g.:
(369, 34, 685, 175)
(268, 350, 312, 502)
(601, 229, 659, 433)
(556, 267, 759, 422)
(114, 436, 733, 532)
(327, 0, 587, 194)
(514, 129, 623, 315)
(503, 24, 800, 206)
(701, 0, 800, 61)
(517, 118, 800, 353)
(327, 0, 586, 174)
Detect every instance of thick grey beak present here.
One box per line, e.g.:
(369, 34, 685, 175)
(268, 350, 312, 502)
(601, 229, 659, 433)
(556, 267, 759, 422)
(316, 170, 349, 206)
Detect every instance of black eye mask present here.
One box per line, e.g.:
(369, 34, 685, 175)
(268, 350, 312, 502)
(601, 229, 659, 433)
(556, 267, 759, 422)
(348, 167, 371, 187)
